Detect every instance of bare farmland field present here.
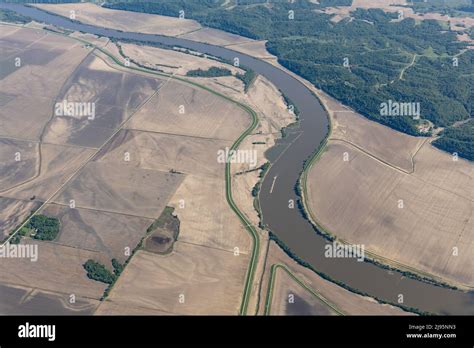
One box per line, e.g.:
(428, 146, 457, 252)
(186, 73, 294, 139)
(1, 143, 95, 201)
(0, 24, 21, 40)
(317, 0, 412, 23)
(43, 55, 162, 148)
(191, 74, 245, 95)
(258, 242, 410, 315)
(95, 129, 230, 179)
(96, 121, 252, 255)
(117, 43, 278, 109)
(0, 28, 121, 302)
(0, 29, 189, 312)
(40, 203, 154, 263)
(230, 130, 271, 229)
(0, 197, 40, 239)
(412, 145, 474, 201)
(93, 301, 169, 315)
(120, 42, 244, 76)
(34, 3, 201, 36)
(125, 79, 251, 141)
(242, 75, 294, 133)
(96, 243, 250, 315)
(0, 283, 100, 315)
(199, 75, 294, 135)
(168, 174, 252, 254)
(0, 240, 108, 299)
(306, 137, 474, 287)
(0, 26, 91, 140)
(0, 25, 46, 51)
(327, 98, 427, 173)
(52, 161, 183, 219)
(0, 138, 38, 189)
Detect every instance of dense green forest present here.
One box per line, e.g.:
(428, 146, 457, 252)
(73, 1, 473, 159)
(433, 120, 474, 160)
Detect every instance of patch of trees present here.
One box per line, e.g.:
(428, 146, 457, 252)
(251, 182, 260, 197)
(259, 162, 270, 178)
(111, 258, 124, 276)
(83, 260, 116, 284)
(318, 0, 353, 7)
(26, 215, 60, 241)
(83, 258, 125, 285)
(251, 162, 270, 197)
(186, 66, 232, 77)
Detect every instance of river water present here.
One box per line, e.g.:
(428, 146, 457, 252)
(2, 3, 473, 314)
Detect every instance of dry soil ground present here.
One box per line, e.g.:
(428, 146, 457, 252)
(0, 27, 90, 140)
(0, 26, 182, 313)
(96, 243, 250, 315)
(0, 25, 95, 246)
(34, 3, 201, 36)
(125, 78, 251, 141)
(0, 282, 100, 315)
(306, 107, 474, 288)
